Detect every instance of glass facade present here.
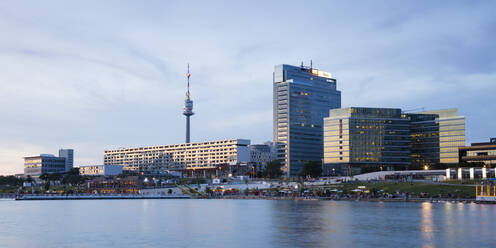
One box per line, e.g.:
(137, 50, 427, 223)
(323, 108, 466, 175)
(406, 114, 440, 167)
(24, 155, 66, 177)
(273, 64, 341, 177)
(416, 109, 465, 164)
(323, 108, 411, 174)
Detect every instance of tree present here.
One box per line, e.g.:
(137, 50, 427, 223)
(62, 173, 85, 186)
(0, 176, 22, 186)
(298, 161, 322, 178)
(264, 160, 283, 179)
(39, 173, 50, 182)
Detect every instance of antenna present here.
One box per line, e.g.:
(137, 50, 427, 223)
(186, 63, 191, 99)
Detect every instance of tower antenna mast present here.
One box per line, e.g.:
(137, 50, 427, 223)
(183, 63, 194, 143)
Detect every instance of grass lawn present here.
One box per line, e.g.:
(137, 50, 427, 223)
(340, 181, 476, 198)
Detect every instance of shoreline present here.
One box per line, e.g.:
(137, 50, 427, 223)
(3, 194, 490, 204)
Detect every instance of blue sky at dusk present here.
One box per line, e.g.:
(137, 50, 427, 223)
(0, 1, 495, 174)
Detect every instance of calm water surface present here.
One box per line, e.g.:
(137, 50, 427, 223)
(0, 199, 495, 247)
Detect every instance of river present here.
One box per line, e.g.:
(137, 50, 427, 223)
(0, 199, 495, 247)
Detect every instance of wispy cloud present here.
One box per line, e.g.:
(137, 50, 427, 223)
(0, 1, 495, 174)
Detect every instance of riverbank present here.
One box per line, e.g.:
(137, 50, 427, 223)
(13, 194, 190, 200)
(3, 193, 491, 204)
(218, 195, 478, 203)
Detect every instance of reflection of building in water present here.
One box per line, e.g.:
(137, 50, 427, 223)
(421, 202, 434, 243)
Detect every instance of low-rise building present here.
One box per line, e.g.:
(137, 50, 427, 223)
(24, 154, 66, 177)
(323, 107, 466, 176)
(459, 138, 496, 166)
(79, 165, 123, 176)
(249, 142, 276, 172)
(104, 139, 251, 177)
(87, 176, 140, 194)
(323, 107, 411, 175)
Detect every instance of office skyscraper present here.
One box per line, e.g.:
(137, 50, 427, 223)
(273, 64, 341, 176)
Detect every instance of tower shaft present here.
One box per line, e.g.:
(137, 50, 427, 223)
(186, 115, 191, 143)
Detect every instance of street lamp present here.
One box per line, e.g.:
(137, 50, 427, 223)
(424, 165, 429, 170)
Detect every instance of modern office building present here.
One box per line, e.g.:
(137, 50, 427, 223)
(406, 113, 440, 168)
(416, 109, 465, 164)
(323, 107, 466, 175)
(79, 165, 123, 176)
(459, 138, 496, 166)
(58, 149, 74, 172)
(273, 64, 341, 176)
(323, 107, 411, 175)
(249, 143, 276, 171)
(24, 154, 67, 177)
(104, 139, 250, 176)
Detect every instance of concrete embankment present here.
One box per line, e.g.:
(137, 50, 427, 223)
(216, 195, 477, 203)
(15, 194, 191, 200)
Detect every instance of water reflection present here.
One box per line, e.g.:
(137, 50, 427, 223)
(1, 200, 496, 248)
(420, 202, 434, 248)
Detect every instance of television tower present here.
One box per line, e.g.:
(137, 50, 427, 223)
(183, 64, 194, 143)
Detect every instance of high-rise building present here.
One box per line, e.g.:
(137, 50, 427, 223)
(323, 107, 411, 175)
(273, 64, 341, 176)
(416, 109, 465, 164)
(59, 148, 74, 172)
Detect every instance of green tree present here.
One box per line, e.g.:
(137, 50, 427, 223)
(298, 161, 322, 178)
(39, 173, 50, 182)
(264, 160, 283, 179)
(61, 168, 85, 186)
(0, 176, 22, 186)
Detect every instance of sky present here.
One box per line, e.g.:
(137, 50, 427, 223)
(0, 1, 495, 175)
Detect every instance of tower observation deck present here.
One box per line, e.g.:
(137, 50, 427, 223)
(183, 64, 194, 143)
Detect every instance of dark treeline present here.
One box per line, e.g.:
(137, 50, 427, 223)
(0, 176, 24, 186)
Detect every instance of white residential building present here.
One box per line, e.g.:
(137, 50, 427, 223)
(104, 139, 251, 174)
(79, 165, 123, 176)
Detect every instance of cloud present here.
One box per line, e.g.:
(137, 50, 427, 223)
(0, 1, 495, 174)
